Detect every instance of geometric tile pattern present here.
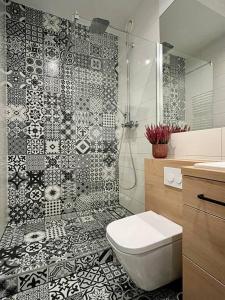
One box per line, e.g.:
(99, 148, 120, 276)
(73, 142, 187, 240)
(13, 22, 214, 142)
(45, 200, 61, 217)
(0, 276, 18, 299)
(45, 220, 66, 240)
(18, 268, 48, 292)
(16, 284, 49, 300)
(48, 259, 76, 281)
(7, 1, 119, 224)
(0, 205, 182, 299)
(3, 2, 182, 299)
(163, 53, 185, 124)
(49, 274, 81, 299)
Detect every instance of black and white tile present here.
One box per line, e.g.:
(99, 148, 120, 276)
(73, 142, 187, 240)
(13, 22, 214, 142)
(163, 53, 185, 124)
(18, 267, 48, 292)
(0, 206, 182, 299)
(49, 274, 81, 299)
(3, 2, 182, 300)
(16, 284, 49, 300)
(0, 276, 18, 299)
(48, 259, 75, 281)
(7, 0, 119, 222)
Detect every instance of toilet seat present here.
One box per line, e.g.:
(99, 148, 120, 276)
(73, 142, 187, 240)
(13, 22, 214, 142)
(106, 211, 182, 255)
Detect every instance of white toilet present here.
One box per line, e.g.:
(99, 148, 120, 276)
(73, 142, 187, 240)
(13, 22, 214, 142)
(106, 211, 182, 291)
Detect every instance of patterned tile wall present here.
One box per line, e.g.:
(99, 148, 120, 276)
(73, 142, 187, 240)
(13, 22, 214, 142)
(163, 53, 185, 124)
(0, 0, 7, 233)
(6, 1, 119, 224)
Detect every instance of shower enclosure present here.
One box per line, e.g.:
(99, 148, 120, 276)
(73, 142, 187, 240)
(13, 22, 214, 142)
(118, 34, 157, 213)
(0, 2, 164, 299)
(1, 1, 157, 228)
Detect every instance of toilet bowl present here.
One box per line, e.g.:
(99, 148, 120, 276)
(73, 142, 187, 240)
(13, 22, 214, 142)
(106, 211, 182, 291)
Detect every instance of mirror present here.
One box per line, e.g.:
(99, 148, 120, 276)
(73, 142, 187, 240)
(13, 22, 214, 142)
(160, 0, 225, 130)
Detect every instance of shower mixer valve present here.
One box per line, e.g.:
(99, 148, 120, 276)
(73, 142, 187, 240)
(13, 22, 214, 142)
(122, 120, 139, 128)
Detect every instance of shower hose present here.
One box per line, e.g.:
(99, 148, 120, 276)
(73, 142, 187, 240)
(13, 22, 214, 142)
(118, 125, 137, 190)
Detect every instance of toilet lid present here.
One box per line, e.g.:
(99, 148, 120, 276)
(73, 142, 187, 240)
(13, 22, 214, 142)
(106, 211, 182, 255)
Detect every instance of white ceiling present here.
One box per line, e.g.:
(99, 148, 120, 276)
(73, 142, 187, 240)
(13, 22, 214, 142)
(160, 0, 225, 56)
(159, 0, 174, 16)
(15, 0, 143, 30)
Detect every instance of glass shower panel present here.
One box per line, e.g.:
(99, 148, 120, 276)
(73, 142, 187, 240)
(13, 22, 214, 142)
(118, 34, 157, 214)
(0, 1, 7, 236)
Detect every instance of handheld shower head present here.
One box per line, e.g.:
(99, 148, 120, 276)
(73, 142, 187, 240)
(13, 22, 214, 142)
(125, 19, 134, 33)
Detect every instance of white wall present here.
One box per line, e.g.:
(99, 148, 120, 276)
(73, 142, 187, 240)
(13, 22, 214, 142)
(168, 127, 225, 161)
(197, 0, 225, 17)
(119, 0, 159, 214)
(159, 0, 175, 16)
(163, 0, 225, 18)
(197, 36, 225, 128)
(130, 0, 159, 42)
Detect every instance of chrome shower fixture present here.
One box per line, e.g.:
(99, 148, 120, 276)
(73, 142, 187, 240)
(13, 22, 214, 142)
(162, 41, 174, 54)
(89, 18, 110, 34)
(64, 12, 110, 62)
(122, 120, 139, 128)
(125, 19, 134, 33)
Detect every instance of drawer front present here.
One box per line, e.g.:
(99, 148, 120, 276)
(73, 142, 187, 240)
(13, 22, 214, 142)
(183, 205, 225, 284)
(183, 176, 225, 219)
(183, 256, 225, 300)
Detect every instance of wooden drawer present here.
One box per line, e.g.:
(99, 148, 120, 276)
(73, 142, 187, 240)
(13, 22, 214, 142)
(183, 205, 225, 284)
(183, 256, 225, 300)
(183, 176, 225, 219)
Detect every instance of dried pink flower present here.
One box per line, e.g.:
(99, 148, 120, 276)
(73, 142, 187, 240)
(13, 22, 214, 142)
(145, 124, 190, 144)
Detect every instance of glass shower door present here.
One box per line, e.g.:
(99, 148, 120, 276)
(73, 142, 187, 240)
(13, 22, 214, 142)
(117, 34, 157, 213)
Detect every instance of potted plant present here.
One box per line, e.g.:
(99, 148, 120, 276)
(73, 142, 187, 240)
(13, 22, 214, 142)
(145, 124, 190, 158)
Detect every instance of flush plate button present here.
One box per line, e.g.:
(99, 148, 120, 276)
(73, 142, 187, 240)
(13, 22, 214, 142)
(167, 173, 175, 183)
(164, 167, 182, 189)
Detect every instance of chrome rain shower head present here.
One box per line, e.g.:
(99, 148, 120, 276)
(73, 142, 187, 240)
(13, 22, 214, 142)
(89, 18, 110, 34)
(162, 41, 174, 54)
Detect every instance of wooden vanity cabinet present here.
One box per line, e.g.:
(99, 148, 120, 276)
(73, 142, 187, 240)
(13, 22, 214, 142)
(182, 167, 225, 300)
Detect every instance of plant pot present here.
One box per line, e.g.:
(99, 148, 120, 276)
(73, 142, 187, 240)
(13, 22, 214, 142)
(152, 143, 168, 159)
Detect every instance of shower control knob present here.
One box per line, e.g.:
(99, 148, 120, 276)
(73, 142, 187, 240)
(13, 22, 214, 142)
(122, 121, 139, 128)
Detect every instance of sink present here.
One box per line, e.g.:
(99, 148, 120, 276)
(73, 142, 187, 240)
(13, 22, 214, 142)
(194, 162, 225, 171)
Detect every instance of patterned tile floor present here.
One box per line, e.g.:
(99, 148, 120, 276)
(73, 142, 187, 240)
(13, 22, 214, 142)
(0, 205, 182, 299)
